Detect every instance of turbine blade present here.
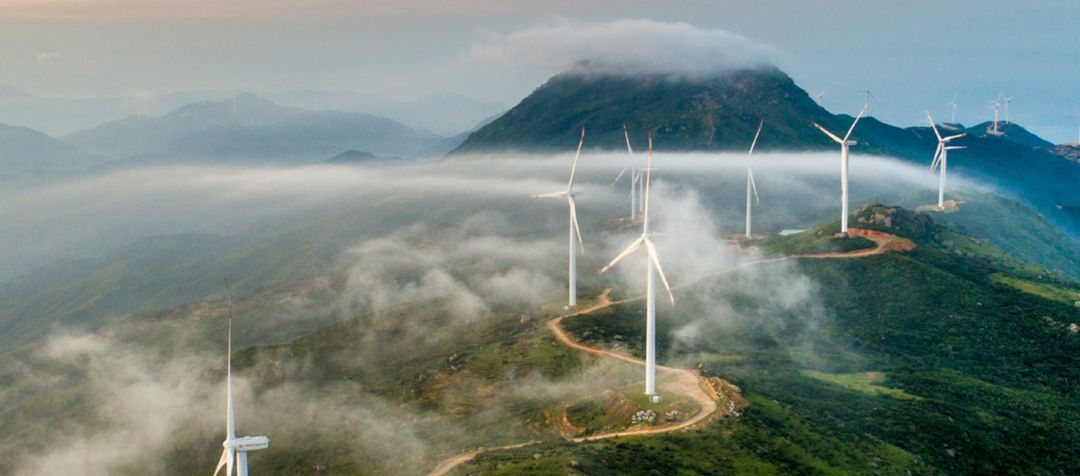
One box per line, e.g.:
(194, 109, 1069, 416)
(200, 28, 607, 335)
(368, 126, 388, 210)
(748, 119, 764, 156)
(532, 191, 567, 199)
(925, 111, 943, 141)
(213, 448, 230, 476)
(645, 240, 675, 306)
(643, 132, 654, 233)
(930, 143, 943, 172)
(610, 167, 628, 187)
(943, 133, 966, 142)
(842, 107, 866, 143)
(749, 170, 760, 204)
(623, 124, 634, 154)
(568, 196, 584, 255)
(598, 236, 645, 274)
(567, 125, 585, 191)
(812, 122, 843, 144)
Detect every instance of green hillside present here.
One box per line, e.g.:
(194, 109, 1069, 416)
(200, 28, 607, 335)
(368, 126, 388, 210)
(452, 67, 1080, 237)
(459, 205, 1080, 475)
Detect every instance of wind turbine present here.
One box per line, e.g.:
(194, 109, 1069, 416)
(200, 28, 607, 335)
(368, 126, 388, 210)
(812, 106, 866, 235)
(926, 111, 966, 210)
(947, 94, 959, 124)
(611, 124, 640, 220)
(813, 90, 827, 104)
(214, 281, 269, 476)
(989, 95, 1002, 134)
(599, 132, 674, 400)
(744, 120, 764, 238)
(534, 126, 586, 308)
(1003, 95, 1013, 124)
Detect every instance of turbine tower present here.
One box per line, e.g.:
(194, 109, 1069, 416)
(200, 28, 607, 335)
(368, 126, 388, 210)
(534, 126, 586, 308)
(1003, 95, 1013, 124)
(599, 132, 675, 400)
(611, 124, 639, 220)
(812, 106, 866, 235)
(926, 111, 966, 210)
(989, 96, 1002, 135)
(214, 281, 269, 476)
(744, 120, 764, 238)
(947, 94, 959, 124)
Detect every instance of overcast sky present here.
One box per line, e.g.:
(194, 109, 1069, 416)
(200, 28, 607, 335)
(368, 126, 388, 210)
(2, 0, 1078, 142)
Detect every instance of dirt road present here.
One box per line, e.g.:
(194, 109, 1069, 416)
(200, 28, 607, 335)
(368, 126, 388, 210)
(425, 228, 911, 475)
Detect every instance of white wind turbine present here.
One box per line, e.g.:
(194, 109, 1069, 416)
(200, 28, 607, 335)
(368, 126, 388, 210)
(947, 94, 959, 124)
(812, 106, 866, 235)
(599, 132, 674, 400)
(214, 281, 269, 476)
(1003, 95, 1013, 124)
(534, 126, 586, 308)
(989, 96, 1002, 135)
(926, 111, 966, 210)
(744, 120, 764, 238)
(611, 124, 640, 220)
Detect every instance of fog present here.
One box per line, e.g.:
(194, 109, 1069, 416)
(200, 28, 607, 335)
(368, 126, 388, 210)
(465, 19, 773, 79)
(1, 151, 983, 474)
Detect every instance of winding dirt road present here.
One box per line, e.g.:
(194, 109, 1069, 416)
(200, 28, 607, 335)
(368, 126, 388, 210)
(425, 228, 910, 476)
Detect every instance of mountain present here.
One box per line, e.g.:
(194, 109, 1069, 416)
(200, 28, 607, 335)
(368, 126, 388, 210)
(265, 90, 507, 136)
(0, 123, 106, 173)
(63, 94, 454, 162)
(452, 67, 1080, 237)
(454, 66, 840, 154)
(323, 150, 402, 164)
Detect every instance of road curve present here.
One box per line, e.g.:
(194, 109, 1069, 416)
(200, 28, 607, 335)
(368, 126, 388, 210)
(425, 228, 909, 475)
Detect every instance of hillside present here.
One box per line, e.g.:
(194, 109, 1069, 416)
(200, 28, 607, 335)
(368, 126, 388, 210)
(4, 202, 1077, 475)
(453, 66, 839, 154)
(461, 205, 1080, 475)
(453, 67, 1080, 237)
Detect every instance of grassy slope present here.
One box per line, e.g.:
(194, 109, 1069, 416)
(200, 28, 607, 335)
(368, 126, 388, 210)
(459, 209, 1080, 475)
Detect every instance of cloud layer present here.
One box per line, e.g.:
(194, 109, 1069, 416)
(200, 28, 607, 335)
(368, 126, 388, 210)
(465, 19, 773, 78)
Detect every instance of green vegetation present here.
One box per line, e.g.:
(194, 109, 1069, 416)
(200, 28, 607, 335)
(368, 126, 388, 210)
(457, 206, 1080, 475)
(800, 370, 921, 400)
(760, 227, 876, 256)
(991, 273, 1080, 305)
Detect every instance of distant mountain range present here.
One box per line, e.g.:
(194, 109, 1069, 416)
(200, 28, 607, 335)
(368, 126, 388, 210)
(0, 85, 504, 138)
(453, 66, 1080, 236)
(0, 123, 106, 173)
(263, 90, 507, 137)
(62, 94, 458, 163)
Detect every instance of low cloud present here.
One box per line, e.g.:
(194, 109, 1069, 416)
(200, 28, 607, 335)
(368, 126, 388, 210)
(465, 19, 773, 78)
(338, 212, 563, 323)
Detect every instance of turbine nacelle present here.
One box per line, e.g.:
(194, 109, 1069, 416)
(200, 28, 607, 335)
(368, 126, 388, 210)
(232, 436, 270, 452)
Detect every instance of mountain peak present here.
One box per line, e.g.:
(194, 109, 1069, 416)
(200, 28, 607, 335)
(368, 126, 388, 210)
(452, 65, 839, 154)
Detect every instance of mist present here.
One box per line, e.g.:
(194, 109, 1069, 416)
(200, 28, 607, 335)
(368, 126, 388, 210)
(0, 151, 987, 474)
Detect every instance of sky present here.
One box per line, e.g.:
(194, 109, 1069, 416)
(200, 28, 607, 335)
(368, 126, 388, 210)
(2, 0, 1079, 142)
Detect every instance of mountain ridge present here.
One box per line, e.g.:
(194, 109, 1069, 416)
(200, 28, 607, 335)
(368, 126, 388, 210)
(452, 66, 1080, 236)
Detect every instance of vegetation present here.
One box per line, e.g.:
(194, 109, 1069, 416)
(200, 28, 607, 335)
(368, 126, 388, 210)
(457, 205, 1080, 475)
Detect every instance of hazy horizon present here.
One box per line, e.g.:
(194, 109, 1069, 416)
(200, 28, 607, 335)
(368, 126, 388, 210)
(2, 1, 1079, 141)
